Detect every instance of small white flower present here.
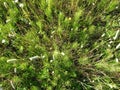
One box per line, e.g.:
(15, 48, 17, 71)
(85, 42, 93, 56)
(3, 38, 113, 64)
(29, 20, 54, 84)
(7, 59, 17, 63)
(2, 39, 6, 44)
(14, 0, 18, 3)
(61, 52, 65, 56)
(50, 35, 53, 38)
(83, 79, 86, 82)
(71, 28, 73, 31)
(116, 58, 119, 63)
(113, 30, 120, 40)
(116, 43, 120, 49)
(50, 60, 53, 63)
(19, 3, 24, 8)
(42, 55, 45, 59)
(108, 44, 111, 48)
(116, 6, 118, 9)
(6, 19, 11, 23)
(29, 22, 31, 25)
(29, 56, 40, 61)
(101, 33, 105, 37)
(81, 45, 83, 48)
(68, 17, 71, 20)
(92, 3, 95, 5)
(52, 71, 54, 74)
(50, 47, 52, 50)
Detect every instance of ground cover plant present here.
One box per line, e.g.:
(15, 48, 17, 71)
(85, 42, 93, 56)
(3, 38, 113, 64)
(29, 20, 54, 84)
(0, 0, 120, 90)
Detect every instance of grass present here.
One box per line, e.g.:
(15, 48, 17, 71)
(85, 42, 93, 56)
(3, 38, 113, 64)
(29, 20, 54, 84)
(0, 0, 120, 90)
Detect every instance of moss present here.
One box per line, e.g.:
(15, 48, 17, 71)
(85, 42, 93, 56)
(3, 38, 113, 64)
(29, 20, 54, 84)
(0, 0, 120, 90)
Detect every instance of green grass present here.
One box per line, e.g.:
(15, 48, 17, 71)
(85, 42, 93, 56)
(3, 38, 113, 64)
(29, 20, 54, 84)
(0, 0, 120, 90)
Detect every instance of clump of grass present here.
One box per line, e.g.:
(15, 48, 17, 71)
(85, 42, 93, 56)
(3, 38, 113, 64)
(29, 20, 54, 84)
(0, 0, 120, 90)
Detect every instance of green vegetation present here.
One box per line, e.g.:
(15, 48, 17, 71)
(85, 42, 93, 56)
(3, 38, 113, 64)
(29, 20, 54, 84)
(0, 0, 120, 90)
